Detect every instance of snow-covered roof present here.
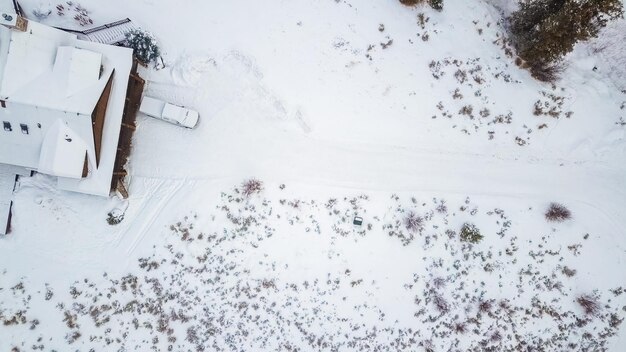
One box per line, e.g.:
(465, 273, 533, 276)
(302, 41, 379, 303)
(0, 1, 16, 16)
(0, 21, 116, 115)
(38, 120, 88, 179)
(57, 40, 133, 196)
(0, 22, 10, 89)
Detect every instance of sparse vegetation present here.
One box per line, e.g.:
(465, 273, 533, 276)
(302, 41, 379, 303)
(1, 191, 623, 350)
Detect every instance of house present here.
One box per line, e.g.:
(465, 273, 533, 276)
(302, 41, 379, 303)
(0, 12, 136, 234)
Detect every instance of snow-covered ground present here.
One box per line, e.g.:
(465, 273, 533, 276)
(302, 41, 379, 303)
(1, 0, 625, 351)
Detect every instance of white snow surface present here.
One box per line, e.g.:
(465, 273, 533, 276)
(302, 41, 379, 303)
(1, 0, 626, 351)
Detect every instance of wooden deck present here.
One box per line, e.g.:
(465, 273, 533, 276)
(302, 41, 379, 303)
(111, 59, 144, 198)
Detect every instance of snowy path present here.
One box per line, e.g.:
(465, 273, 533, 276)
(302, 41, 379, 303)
(127, 129, 626, 247)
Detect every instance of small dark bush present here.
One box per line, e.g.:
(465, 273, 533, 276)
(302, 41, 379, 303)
(545, 203, 572, 222)
(460, 223, 483, 243)
(241, 179, 263, 197)
(562, 266, 577, 277)
(490, 330, 502, 342)
(577, 294, 601, 316)
(432, 277, 446, 289)
(453, 322, 467, 334)
(398, 0, 443, 11)
(433, 294, 449, 313)
(428, 0, 443, 11)
(404, 211, 424, 233)
(478, 299, 494, 313)
(399, 0, 423, 5)
(106, 210, 124, 225)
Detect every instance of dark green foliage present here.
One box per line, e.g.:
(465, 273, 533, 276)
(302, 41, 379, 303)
(398, 0, 443, 11)
(429, 0, 443, 11)
(460, 223, 483, 243)
(509, 0, 623, 79)
(124, 29, 161, 66)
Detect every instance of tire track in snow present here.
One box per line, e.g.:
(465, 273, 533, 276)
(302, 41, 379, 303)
(120, 178, 187, 256)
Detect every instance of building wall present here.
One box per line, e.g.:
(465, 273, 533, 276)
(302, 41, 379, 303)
(0, 101, 97, 175)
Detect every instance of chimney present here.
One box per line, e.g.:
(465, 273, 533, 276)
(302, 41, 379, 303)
(0, 13, 28, 32)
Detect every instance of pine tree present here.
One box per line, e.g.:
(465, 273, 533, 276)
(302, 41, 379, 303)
(428, 0, 443, 11)
(124, 29, 161, 66)
(509, 0, 623, 66)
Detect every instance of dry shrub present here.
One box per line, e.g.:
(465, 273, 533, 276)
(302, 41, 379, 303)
(241, 179, 263, 197)
(545, 203, 572, 222)
(433, 294, 450, 313)
(432, 277, 446, 289)
(478, 299, 494, 313)
(404, 211, 424, 233)
(577, 294, 601, 316)
(529, 61, 564, 82)
(453, 322, 467, 334)
(490, 330, 502, 342)
(399, 0, 424, 5)
(562, 266, 577, 277)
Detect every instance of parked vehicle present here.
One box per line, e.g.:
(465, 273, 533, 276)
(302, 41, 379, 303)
(139, 96, 199, 129)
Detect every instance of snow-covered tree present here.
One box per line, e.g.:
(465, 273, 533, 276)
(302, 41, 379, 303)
(398, 0, 443, 11)
(429, 0, 443, 11)
(124, 29, 161, 66)
(509, 0, 623, 66)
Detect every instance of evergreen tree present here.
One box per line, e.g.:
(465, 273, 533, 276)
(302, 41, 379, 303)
(124, 29, 161, 66)
(509, 0, 623, 66)
(428, 0, 443, 11)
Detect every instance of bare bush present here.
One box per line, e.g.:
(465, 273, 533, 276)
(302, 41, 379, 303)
(432, 277, 446, 289)
(562, 266, 577, 277)
(404, 211, 424, 233)
(545, 203, 571, 222)
(529, 61, 564, 83)
(453, 322, 467, 334)
(577, 294, 601, 316)
(433, 294, 450, 313)
(478, 299, 494, 314)
(241, 179, 263, 197)
(490, 330, 502, 342)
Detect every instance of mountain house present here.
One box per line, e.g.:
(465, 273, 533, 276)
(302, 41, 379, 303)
(0, 12, 142, 234)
